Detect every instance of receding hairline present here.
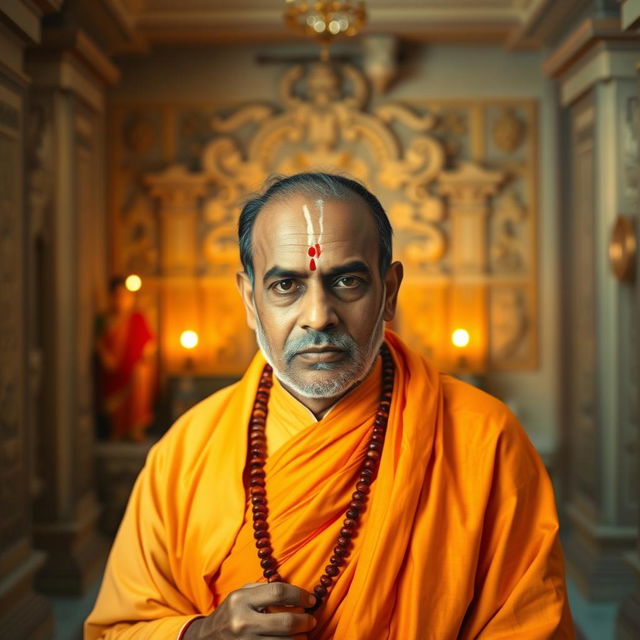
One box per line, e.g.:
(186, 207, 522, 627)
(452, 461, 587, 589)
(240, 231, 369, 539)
(251, 187, 376, 233)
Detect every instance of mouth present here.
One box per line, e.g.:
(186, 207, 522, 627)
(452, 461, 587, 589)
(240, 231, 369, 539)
(296, 347, 346, 362)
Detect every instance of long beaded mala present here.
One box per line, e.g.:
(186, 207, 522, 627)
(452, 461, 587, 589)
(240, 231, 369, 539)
(247, 343, 395, 614)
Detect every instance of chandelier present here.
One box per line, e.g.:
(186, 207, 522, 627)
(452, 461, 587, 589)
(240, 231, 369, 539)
(284, 0, 367, 61)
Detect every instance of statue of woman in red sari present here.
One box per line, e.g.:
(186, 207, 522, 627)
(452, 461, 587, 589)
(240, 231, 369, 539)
(95, 276, 156, 442)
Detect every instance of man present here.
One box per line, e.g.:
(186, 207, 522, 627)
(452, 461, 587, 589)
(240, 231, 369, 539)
(86, 173, 574, 639)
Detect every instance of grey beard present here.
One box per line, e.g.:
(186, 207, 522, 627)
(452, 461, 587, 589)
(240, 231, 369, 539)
(254, 300, 385, 400)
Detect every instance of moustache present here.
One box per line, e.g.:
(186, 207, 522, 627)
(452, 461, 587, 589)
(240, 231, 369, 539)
(283, 331, 358, 364)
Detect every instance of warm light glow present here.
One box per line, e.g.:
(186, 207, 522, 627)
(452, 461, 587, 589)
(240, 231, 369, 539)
(452, 328, 470, 348)
(125, 274, 142, 292)
(180, 330, 199, 350)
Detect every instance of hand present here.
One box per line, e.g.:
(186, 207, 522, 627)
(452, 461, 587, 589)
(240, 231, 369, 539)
(183, 582, 317, 639)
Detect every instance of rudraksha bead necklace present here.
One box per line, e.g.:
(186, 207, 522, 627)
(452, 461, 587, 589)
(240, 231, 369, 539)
(247, 343, 395, 614)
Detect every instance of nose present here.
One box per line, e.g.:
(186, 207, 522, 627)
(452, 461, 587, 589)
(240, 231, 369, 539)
(299, 280, 339, 332)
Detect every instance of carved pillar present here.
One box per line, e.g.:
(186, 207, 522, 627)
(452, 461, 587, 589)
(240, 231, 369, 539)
(545, 21, 640, 601)
(25, 27, 119, 595)
(616, 5, 640, 635)
(439, 162, 504, 371)
(0, 2, 58, 638)
(145, 165, 209, 372)
(145, 164, 209, 275)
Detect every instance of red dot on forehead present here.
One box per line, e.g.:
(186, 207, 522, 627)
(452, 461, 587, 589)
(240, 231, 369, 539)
(308, 247, 316, 257)
(309, 259, 317, 271)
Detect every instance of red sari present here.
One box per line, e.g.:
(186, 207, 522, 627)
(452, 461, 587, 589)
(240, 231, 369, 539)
(96, 311, 155, 441)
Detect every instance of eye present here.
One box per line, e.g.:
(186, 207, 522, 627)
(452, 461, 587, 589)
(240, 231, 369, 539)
(334, 276, 361, 288)
(272, 279, 298, 294)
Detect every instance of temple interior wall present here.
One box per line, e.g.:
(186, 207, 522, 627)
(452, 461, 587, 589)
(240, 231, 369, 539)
(111, 42, 560, 457)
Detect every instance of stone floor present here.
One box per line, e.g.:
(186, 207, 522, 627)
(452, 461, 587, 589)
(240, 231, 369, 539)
(51, 576, 618, 639)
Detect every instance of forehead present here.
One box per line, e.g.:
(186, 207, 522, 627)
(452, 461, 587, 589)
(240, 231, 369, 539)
(251, 192, 379, 268)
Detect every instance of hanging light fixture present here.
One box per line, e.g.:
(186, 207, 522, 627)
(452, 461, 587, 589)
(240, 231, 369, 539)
(284, 0, 367, 61)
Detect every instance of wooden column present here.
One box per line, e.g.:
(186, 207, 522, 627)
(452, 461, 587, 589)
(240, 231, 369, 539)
(25, 27, 119, 595)
(439, 162, 504, 371)
(545, 20, 640, 602)
(616, 5, 640, 636)
(0, 2, 59, 638)
(145, 164, 209, 373)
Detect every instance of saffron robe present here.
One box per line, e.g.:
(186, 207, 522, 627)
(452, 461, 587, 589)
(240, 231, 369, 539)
(85, 331, 574, 639)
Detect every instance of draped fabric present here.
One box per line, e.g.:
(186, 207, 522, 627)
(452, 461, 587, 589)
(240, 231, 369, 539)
(85, 330, 573, 639)
(96, 311, 155, 440)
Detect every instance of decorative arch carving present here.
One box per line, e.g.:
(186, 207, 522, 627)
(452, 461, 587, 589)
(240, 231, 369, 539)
(111, 62, 538, 376)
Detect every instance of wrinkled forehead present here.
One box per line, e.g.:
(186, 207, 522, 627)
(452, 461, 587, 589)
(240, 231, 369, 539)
(251, 193, 379, 266)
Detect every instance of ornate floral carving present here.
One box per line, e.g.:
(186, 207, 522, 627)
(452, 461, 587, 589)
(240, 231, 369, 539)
(115, 64, 537, 374)
(492, 108, 525, 154)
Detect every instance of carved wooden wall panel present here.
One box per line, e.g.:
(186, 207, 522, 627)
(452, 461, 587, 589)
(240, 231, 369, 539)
(109, 63, 538, 379)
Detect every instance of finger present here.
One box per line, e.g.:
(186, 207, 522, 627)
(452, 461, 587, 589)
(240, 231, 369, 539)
(257, 611, 316, 636)
(249, 582, 316, 610)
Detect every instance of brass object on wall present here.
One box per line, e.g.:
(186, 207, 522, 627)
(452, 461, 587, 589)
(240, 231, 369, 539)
(609, 215, 637, 282)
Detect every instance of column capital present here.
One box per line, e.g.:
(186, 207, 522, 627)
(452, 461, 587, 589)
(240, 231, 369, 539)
(439, 162, 504, 207)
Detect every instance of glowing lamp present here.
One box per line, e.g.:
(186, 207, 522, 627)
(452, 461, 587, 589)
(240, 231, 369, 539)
(125, 274, 142, 292)
(451, 328, 470, 349)
(180, 330, 199, 350)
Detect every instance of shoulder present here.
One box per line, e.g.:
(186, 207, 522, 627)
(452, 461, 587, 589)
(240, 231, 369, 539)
(438, 373, 545, 493)
(145, 381, 241, 474)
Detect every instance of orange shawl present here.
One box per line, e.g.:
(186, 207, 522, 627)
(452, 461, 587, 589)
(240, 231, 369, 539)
(85, 331, 573, 639)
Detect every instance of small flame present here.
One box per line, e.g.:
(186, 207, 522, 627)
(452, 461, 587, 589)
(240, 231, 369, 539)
(451, 329, 470, 349)
(125, 274, 142, 292)
(180, 330, 199, 350)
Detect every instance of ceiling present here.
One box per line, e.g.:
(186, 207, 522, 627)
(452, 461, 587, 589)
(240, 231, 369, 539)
(69, 0, 589, 55)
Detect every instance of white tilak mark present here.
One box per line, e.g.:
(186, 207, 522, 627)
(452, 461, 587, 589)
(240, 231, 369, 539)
(302, 204, 314, 246)
(316, 199, 324, 244)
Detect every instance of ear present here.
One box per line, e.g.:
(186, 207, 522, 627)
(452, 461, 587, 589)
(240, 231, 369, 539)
(236, 271, 257, 331)
(382, 261, 403, 322)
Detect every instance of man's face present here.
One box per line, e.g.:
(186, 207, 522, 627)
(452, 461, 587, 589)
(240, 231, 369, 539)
(237, 192, 403, 401)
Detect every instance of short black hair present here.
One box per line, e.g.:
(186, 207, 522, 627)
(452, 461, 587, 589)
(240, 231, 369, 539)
(238, 172, 393, 283)
(108, 275, 127, 293)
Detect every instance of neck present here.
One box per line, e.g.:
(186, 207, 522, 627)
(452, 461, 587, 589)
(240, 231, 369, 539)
(276, 354, 380, 420)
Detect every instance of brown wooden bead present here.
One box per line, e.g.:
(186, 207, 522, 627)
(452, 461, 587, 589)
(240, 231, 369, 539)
(247, 353, 394, 613)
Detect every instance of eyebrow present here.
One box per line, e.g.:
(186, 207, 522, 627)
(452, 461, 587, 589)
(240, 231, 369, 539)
(262, 260, 372, 285)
